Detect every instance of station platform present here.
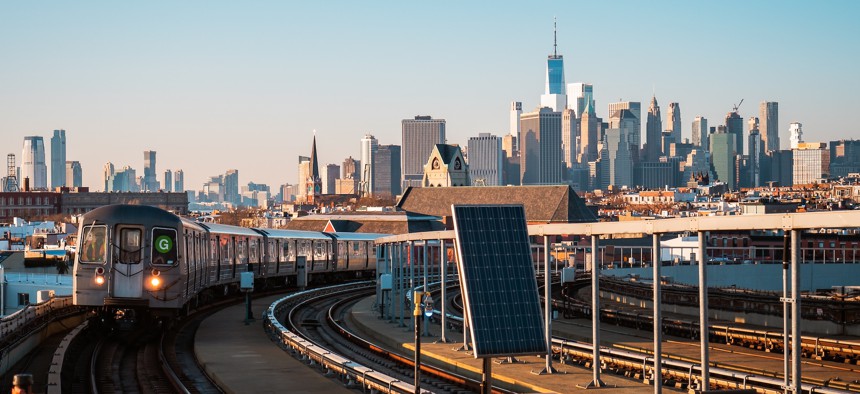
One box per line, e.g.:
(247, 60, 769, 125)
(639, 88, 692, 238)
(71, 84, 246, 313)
(195, 295, 352, 394)
(348, 297, 671, 393)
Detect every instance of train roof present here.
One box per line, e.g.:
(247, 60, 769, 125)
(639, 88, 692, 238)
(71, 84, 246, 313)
(194, 222, 262, 237)
(80, 204, 182, 227)
(253, 228, 331, 240)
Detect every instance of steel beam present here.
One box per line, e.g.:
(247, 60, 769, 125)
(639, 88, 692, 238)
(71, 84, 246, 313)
(698, 231, 709, 390)
(791, 230, 801, 394)
(653, 233, 662, 394)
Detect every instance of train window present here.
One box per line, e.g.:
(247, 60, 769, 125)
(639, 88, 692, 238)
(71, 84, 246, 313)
(281, 241, 289, 262)
(118, 228, 142, 263)
(80, 225, 107, 264)
(220, 237, 231, 265)
(249, 239, 258, 263)
(238, 238, 248, 264)
(314, 241, 324, 257)
(151, 228, 178, 266)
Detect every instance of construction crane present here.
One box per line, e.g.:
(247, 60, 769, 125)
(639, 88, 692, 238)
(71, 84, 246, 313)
(732, 98, 744, 113)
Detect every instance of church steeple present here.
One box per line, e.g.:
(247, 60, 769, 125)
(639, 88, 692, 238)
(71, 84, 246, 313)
(305, 132, 322, 204)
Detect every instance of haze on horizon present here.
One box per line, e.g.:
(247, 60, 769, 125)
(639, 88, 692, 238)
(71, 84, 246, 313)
(1, 1, 858, 191)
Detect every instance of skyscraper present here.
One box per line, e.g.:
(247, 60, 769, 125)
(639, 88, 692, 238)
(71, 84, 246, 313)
(50, 129, 66, 189)
(666, 102, 681, 145)
(539, 20, 566, 112)
(324, 164, 340, 195)
(760, 101, 779, 152)
(725, 111, 744, 156)
(65, 161, 82, 188)
(645, 96, 663, 161)
(467, 133, 504, 186)
(374, 145, 402, 197)
(608, 101, 641, 152)
(342, 156, 359, 180)
(143, 151, 158, 191)
(561, 108, 577, 168)
(174, 169, 184, 192)
(510, 101, 522, 153)
(520, 107, 563, 185)
(401, 115, 446, 189)
(104, 162, 115, 192)
(224, 169, 239, 205)
(578, 101, 600, 163)
(163, 169, 173, 192)
(710, 127, 737, 190)
(360, 134, 378, 196)
(599, 111, 636, 189)
(692, 116, 708, 149)
(793, 142, 829, 185)
(748, 129, 763, 188)
(789, 122, 803, 149)
(568, 82, 594, 119)
(21, 136, 47, 190)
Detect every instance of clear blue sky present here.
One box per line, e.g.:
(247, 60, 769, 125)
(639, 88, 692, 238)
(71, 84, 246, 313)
(2, 1, 858, 191)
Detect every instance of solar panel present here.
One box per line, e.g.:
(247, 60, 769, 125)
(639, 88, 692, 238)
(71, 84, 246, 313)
(452, 204, 546, 358)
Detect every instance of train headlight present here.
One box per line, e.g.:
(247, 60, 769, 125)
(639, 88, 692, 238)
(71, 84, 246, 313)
(150, 269, 161, 288)
(94, 267, 105, 286)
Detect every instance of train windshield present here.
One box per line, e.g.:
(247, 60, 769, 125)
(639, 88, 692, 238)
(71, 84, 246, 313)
(152, 227, 178, 266)
(118, 228, 142, 264)
(80, 225, 107, 263)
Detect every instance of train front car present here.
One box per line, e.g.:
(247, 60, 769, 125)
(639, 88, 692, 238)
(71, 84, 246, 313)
(73, 204, 191, 319)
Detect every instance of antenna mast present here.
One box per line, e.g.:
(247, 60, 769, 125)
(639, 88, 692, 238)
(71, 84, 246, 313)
(553, 17, 558, 57)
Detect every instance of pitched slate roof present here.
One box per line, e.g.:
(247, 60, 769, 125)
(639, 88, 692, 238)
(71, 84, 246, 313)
(285, 212, 445, 234)
(434, 144, 461, 164)
(396, 185, 597, 223)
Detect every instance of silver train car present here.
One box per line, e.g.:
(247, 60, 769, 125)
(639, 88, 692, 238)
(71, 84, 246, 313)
(72, 204, 384, 317)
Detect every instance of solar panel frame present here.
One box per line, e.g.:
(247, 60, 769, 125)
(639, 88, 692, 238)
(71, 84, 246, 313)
(452, 204, 546, 358)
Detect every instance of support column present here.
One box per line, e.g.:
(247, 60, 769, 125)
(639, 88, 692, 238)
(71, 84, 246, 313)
(538, 235, 556, 374)
(652, 233, 662, 393)
(580, 235, 604, 388)
(439, 239, 450, 343)
(423, 241, 431, 337)
(782, 234, 790, 392)
(398, 242, 405, 327)
(791, 230, 801, 394)
(698, 231, 709, 390)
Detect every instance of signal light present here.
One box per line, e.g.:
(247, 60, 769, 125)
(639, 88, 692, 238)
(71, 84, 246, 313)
(94, 267, 105, 286)
(150, 276, 161, 288)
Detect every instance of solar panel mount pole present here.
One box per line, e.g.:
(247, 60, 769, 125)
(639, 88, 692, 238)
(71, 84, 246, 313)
(579, 234, 605, 388)
(652, 233, 662, 393)
(537, 235, 556, 374)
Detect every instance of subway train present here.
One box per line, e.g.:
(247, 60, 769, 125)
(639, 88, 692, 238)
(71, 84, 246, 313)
(72, 204, 384, 318)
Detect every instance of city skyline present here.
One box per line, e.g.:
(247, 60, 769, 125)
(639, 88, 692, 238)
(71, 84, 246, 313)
(2, 2, 858, 190)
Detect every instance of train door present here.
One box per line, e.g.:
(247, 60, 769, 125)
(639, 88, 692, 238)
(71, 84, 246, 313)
(113, 226, 144, 298)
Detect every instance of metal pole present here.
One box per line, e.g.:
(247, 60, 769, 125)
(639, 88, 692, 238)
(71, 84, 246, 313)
(482, 357, 492, 394)
(544, 235, 554, 373)
(398, 242, 405, 327)
(440, 239, 449, 343)
(653, 233, 662, 393)
(585, 234, 604, 388)
(409, 241, 415, 303)
(791, 230, 801, 394)
(414, 291, 421, 394)
(423, 241, 430, 337)
(698, 231, 709, 390)
(782, 234, 790, 391)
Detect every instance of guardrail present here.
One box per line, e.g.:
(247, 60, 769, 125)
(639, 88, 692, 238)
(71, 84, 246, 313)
(263, 282, 428, 394)
(0, 295, 83, 376)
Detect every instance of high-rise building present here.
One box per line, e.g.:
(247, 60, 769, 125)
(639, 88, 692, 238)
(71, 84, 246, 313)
(692, 116, 708, 149)
(467, 133, 504, 186)
(578, 101, 600, 163)
(789, 122, 803, 149)
(50, 129, 66, 189)
(297, 156, 310, 201)
(561, 108, 577, 168)
(768, 150, 794, 187)
(608, 101, 641, 152)
(510, 101, 522, 153)
(710, 127, 737, 190)
(360, 134, 378, 196)
(666, 103, 681, 146)
(502, 134, 517, 158)
(830, 140, 860, 178)
(568, 82, 594, 120)
(163, 169, 173, 192)
(748, 129, 763, 188)
(401, 115, 445, 189)
(174, 170, 184, 192)
(324, 164, 340, 195)
(342, 156, 359, 180)
(21, 136, 47, 190)
(725, 111, 744, 156)
(760, 101, 779, 152)
(103, 162, 115, 192)
(540, 20, 566, 112)
(143, 151, 158, 191)
(374, 145, 401, 197)
(599, 122, 635, 189)
(645, 96, 663, 161)
(793, 142, 829, 185)
(224, 169, 239, 205)
(520, 107, 563, 185)
(65, 161, 82, 188)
